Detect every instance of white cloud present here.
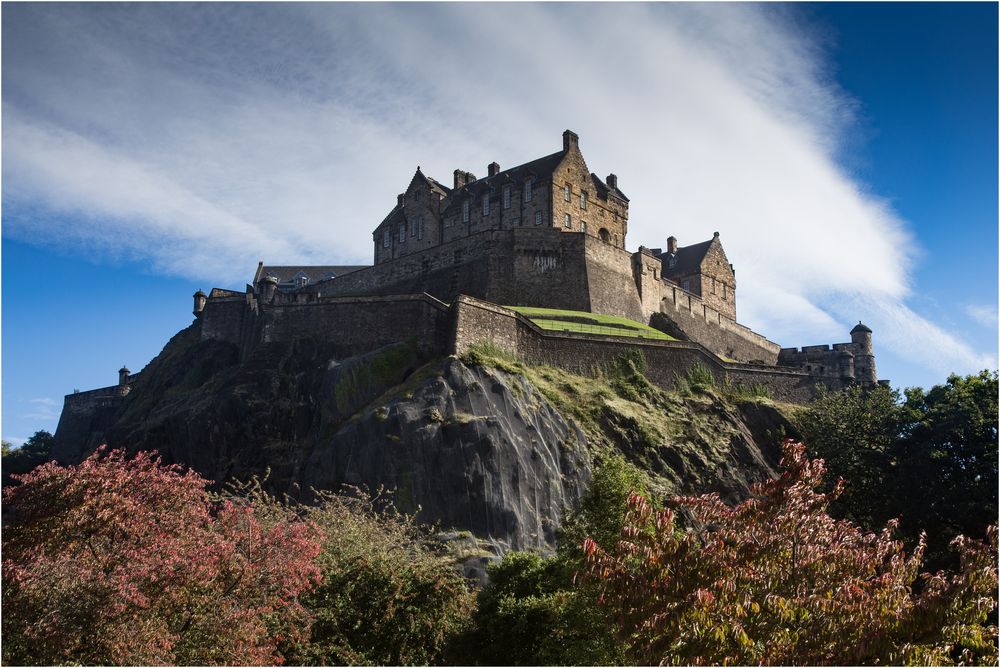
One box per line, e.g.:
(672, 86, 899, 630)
(1, 3, 992, 378)
(966, 303, 999, 328)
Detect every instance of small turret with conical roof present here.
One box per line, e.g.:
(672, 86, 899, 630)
(193, 290, 207, 317)
(850, 322, 876, 385)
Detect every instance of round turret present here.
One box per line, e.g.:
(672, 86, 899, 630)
(260, 274, 279, 302)
(849, 322, 877, 385)
(118, 366, 130, 386)
(850, 321, 873, 349)
(193, 290, 208, 317)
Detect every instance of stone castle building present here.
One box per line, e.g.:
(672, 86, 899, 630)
(64, 130, 882, 414)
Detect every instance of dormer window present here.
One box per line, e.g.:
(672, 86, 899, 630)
(524, 178, 533, 202)
(580, 191, 587, 210)
(482, 194, 490, 216)
(564, 184, 571, 201)
(293, 271, 309, 288)
(462, 199, 470, 223)
(503, 186, 511, 209)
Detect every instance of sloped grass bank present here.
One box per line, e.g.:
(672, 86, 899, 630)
(505, 306, 676, 341)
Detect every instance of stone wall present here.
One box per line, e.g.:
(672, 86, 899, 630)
(451, 296, 837, 403)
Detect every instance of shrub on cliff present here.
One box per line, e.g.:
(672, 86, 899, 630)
(1, 447, 322, 666)
(581, 441, 999, 666)
(249, 486, 477, 666)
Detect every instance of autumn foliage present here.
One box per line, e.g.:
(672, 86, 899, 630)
(2, 447, 322, 666)
(582, 440, 998, 666)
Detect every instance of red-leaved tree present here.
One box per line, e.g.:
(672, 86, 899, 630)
(2, 447, 322, 666)
(582, 440, 998, 666)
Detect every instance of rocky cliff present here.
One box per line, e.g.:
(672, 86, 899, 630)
(53, 322, 797, 552)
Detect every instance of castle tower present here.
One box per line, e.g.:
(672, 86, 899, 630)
(193, 290, 207, 317)
(260, 274, 279, 303)
(850, 322, 876, 385)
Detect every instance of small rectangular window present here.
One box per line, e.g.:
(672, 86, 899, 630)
(482, 194, 490, 216)
(417, 216, 424, 240)
(512, 218, 520, 227)
(535, 211, 542, 225)
(564, 213, 571, 228)
(462, 200, 470, 223)
(580, 191, 587, 210)
(722, 284, 728, 300)
(581, 221, 587, 233)
(503, 186, 511, 209)
(682, 280, 690, 292)
(399, 224, 406, 243)
(564, 184, 571, 201)
(383, 229, 390, 248)
(524, 178, 533, 202)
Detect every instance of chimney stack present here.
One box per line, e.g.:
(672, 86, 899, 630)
(667, 236, 678, 253)
(563, 129, 579, 152)
(606, 173, 617, 189)
(397, 193, 405, 207)
(453, 169, 476, 189)
(488, 162, 500, 177)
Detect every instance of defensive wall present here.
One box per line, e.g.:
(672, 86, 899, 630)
(253, 226, 778, 364)
(450, 296, 839, 403)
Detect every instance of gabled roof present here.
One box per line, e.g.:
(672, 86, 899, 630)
(441, 150, 567, 216)
(407, 167, 452, 199)
(590, 173, 629, 202)
(259, 265, 368, 285)
(659, 239, 714, 278)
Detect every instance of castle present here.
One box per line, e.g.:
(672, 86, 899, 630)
(60, 130, 882, 420)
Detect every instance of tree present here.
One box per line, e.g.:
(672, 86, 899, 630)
(2, 429, 56, 485)
(582, 441, 998, 666)
(2, 447, 322, 666)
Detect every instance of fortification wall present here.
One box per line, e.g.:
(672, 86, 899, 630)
(260, 294, 452, 359)
(651, 284, 780, 364)
(451, 296, 833, 403)
(583, 235, 645, 322)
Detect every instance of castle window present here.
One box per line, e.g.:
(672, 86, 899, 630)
(417, 216, 424, 240)
(512, 217, 520, 227)
(503, 186, 511, 209)
(535, 211, 542, 225)
(581, 221, 587, 233)
(383, 229, 390, 248)
(524, 178, 533, 202)
(462, 200, 470, 223)
(564, 213, 571, 228)
(580, 191, 587, 210)
(399, 224, 406, 243)
(722, 284, 728, 300)
(564, 184, 571, 201)
(711, 277, 716, 294)
(482, 194, 490, 216)
(682, 280, 690, 292)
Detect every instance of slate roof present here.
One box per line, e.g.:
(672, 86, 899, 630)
(851, 322, 873, 334)
(659, 239, 714, 278)
(440, 150, 567, 216)
(258, 265, 369, 285)
(591, 173, 629, 202)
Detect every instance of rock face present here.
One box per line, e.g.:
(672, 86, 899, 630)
(53, 321, 796, 553)
(53, 326, 591, 551)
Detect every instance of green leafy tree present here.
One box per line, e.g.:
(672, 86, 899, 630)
(582, 441, 998, 666)
(256, 487, 476, 666)
(2, 447, 322, 666)
(459, 456, 642, 665)
(2, 430, 55, 485)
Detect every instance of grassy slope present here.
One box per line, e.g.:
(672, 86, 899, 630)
(459, 342, 798, 500)
(505, 306, 676, 341)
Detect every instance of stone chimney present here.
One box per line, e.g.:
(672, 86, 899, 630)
(606, 173, 617, 189)
(453, 170, 476, 189)
(488, 162, 500, 177)
(563, 129, 579, 152)
(667, 236, 678, 253)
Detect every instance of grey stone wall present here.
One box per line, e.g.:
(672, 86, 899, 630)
(451, 296, 837, 403)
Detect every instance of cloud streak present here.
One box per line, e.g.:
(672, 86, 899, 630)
(2, 3, 992, 380)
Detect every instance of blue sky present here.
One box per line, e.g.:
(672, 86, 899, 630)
(3, 3, 997, 445)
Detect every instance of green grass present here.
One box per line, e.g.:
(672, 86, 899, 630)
(506, 306, 676, 341)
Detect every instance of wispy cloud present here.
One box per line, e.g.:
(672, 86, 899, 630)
(1, 3, 992, 379)
(23, 397, 60, 421)
(966, 303, 999, 328)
